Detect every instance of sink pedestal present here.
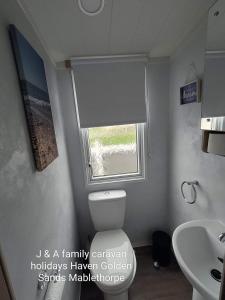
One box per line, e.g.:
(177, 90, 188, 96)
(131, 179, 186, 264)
(192, 289, 207, 300)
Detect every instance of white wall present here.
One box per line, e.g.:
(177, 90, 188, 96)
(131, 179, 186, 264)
(0, 1, 80, 299)
(57, 59, 170, 248)
(169, 18, 225, 231)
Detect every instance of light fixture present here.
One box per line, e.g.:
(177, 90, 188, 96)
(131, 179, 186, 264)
(214, 10, 220, 17)
(78, 0, 104, 16)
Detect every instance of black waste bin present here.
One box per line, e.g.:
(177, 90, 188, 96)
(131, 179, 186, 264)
(152, 231, 171, 268)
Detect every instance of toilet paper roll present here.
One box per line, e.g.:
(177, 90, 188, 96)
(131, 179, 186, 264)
(207, 133, 225, 156)
(45, 279, 65, 300)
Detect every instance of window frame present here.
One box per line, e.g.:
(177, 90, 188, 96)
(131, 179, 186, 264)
(81, 123, 146, 185)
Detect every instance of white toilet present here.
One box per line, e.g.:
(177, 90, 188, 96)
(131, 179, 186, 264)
(88, 190, 136, 300)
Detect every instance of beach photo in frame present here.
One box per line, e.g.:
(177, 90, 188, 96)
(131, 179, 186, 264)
(9, 25, 58, 171)
(180, 79, 201, 105)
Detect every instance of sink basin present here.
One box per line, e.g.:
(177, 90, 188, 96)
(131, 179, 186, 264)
(172, 220, 225, 300)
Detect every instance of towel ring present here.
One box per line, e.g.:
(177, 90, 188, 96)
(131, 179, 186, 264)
(181, 180, 199, 204)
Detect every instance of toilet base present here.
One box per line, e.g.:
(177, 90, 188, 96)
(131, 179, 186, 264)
(104, 290, 128, 300)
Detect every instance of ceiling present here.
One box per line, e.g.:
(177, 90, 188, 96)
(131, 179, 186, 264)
(207, 0, 225, 51)
(19, 0, 215, 63)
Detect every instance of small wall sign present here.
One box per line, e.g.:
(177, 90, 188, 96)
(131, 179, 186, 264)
(180, 80, 201, 105)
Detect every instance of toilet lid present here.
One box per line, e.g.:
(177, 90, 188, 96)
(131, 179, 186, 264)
(89, 229, 134, 289)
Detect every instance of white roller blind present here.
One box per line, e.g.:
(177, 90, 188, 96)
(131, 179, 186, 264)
(72, 58, 147, 128)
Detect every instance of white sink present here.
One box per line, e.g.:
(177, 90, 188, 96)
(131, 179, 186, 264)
(172, 220, 225, 300)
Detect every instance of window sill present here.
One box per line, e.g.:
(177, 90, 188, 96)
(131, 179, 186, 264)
(86, 173, 145, 186)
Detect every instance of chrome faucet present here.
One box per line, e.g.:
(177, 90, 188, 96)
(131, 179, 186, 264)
(218, 233, 225, 242)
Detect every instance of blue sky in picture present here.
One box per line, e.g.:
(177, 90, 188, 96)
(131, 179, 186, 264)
(14, 26, 48, 93)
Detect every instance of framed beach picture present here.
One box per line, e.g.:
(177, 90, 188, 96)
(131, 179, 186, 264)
(9, 25, 58, 171)
(180, 79, 201, 105)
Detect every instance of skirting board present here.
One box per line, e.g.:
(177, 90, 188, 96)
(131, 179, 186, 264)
(132, 240, 152, 248)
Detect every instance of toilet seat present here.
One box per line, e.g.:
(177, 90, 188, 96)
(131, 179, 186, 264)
(89, 229, 136, 294)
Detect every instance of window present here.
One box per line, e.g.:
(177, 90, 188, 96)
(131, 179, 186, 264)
(82, 123, 145, 183)
(72, 57, 147, 183)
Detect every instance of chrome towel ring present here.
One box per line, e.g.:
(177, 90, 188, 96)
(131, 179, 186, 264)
(181, 180, 199, 204)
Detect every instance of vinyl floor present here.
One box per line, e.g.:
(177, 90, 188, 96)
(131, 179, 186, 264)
(80, 246, 192, 300)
